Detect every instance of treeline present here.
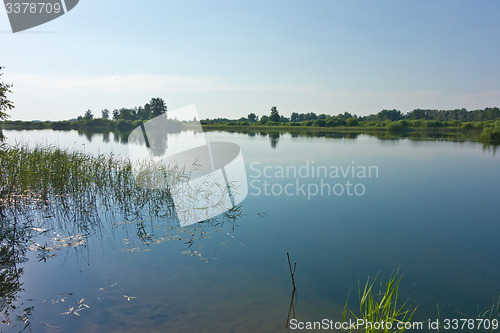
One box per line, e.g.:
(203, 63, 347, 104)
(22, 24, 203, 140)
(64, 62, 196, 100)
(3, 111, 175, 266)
(77, 97, 167, 122)
(2, 97, 170, 132)
(200, 106, 500, 142)
(362, 107, 500, 122)
(72, 97, 168, 131)
(202, 106, 500, 125)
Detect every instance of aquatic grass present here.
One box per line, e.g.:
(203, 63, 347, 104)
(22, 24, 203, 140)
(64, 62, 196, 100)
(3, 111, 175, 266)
(434, 296, 500, 333)
(342, 269, 418, 332)
(0, 143, 177, 222)
(0, 142, 244, 326)
(480, 296, 500, 333)
(0, 142, 243, 246)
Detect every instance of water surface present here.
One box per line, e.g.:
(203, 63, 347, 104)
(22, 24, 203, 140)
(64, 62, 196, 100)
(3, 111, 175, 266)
(2, 129, 500, 332)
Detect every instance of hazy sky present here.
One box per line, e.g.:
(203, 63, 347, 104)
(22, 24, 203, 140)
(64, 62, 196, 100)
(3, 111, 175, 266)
(1, 0, 500, 121)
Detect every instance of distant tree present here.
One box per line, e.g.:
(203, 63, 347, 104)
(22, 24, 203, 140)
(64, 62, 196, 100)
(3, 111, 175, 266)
(138, 106, 153, 120)
(112, 109, 119, 120)
(342, 111, 352, 120)
(326, 119, 342, 127)
(84, 109, 93, 120)
(290, 112, 299, 122)
(0, 67, 14, 141)
(143, 103, 152, 119)
(346, 117, 359, 126)
(248, 113, 258, 122)
(304, 112, 317, 121)
(131, 107, 139, 120)
(377, 109, 403, 122)
(260, 115, 269, 124)
(313, 119, 326, 127)
(119, 108, 135, 121)
(101, 108, 109, 119)
(149, 97, 167, 117)
(269, 106, 280, 122)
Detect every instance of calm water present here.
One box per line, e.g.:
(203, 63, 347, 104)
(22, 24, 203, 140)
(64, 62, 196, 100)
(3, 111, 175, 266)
(2, 129, 500, 332)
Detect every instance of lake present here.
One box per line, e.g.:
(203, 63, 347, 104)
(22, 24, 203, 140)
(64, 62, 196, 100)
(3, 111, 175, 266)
(2, 129, 500, 332)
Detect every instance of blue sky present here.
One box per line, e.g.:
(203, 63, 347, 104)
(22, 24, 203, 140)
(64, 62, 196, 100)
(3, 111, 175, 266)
(1, 0, 500, 121)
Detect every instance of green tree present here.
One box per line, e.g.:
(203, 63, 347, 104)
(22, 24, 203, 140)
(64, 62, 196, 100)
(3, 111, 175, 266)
(118, 108, 135, 121)
(84, 109, 93, 120)
(144, 103, 152, 119)
(377, 109, 403, 122)
(342, 111, 352, 119)
(269, 106, 280, 122)
(0, 67, 14, 141)
(304, 112, 317, 120)
(101, 108, 110, 119)
(138, 106, 150, 120)
(346, 117, 359, 126)
(290, 112, 299, 122)
(248, 113, 258, 122)
(150, 98, 167, 117)
(112, 109, 120, 120)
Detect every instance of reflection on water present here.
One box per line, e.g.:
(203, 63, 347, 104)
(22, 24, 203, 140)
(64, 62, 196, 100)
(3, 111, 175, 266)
(1, 129, 500, 332)
(0, 217, 29, 327)
(5, 127, 500, 154)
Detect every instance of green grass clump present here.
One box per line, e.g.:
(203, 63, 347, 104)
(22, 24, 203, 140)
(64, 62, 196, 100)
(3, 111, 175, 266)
(0, 143, 176, 224)
(343, 269, 417, 332)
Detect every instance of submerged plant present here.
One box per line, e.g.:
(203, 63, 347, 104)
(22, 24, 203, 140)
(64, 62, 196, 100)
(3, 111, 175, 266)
(342, 269, 418, 333)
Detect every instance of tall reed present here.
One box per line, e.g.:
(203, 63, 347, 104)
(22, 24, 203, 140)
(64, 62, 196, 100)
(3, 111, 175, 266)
(342, 269, 417, 333)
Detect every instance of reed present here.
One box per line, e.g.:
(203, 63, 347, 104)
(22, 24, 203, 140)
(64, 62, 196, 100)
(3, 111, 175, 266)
(0, 142, 243, 326)
(342, 269, 417, 333)
(0, 143, 174, 222)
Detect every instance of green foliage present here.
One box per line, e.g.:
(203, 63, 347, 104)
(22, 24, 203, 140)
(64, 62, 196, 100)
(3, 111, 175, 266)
(0, 67, 14, 141)
(247, 113, 257, 122)
(313, 119, 326, 127)
(84, 109, 93, 120)
(81, 97, 166, 122)
(325, 119, 338, 127)
(149, 97, 167, 117)
(343, 269, 417, 333)
(406, 107, 500, 122)
(346, 117, 359, 127)
(266, 121, 280, 126)
(116, 119, 138, 131)
(101, 108, 110, 119)
(386, 120, 410, 131)
(269, 106, 280, 122)
(480, 121, 500, 143)
(377, 109, 403, 122)
(423, 120, 442, 127)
